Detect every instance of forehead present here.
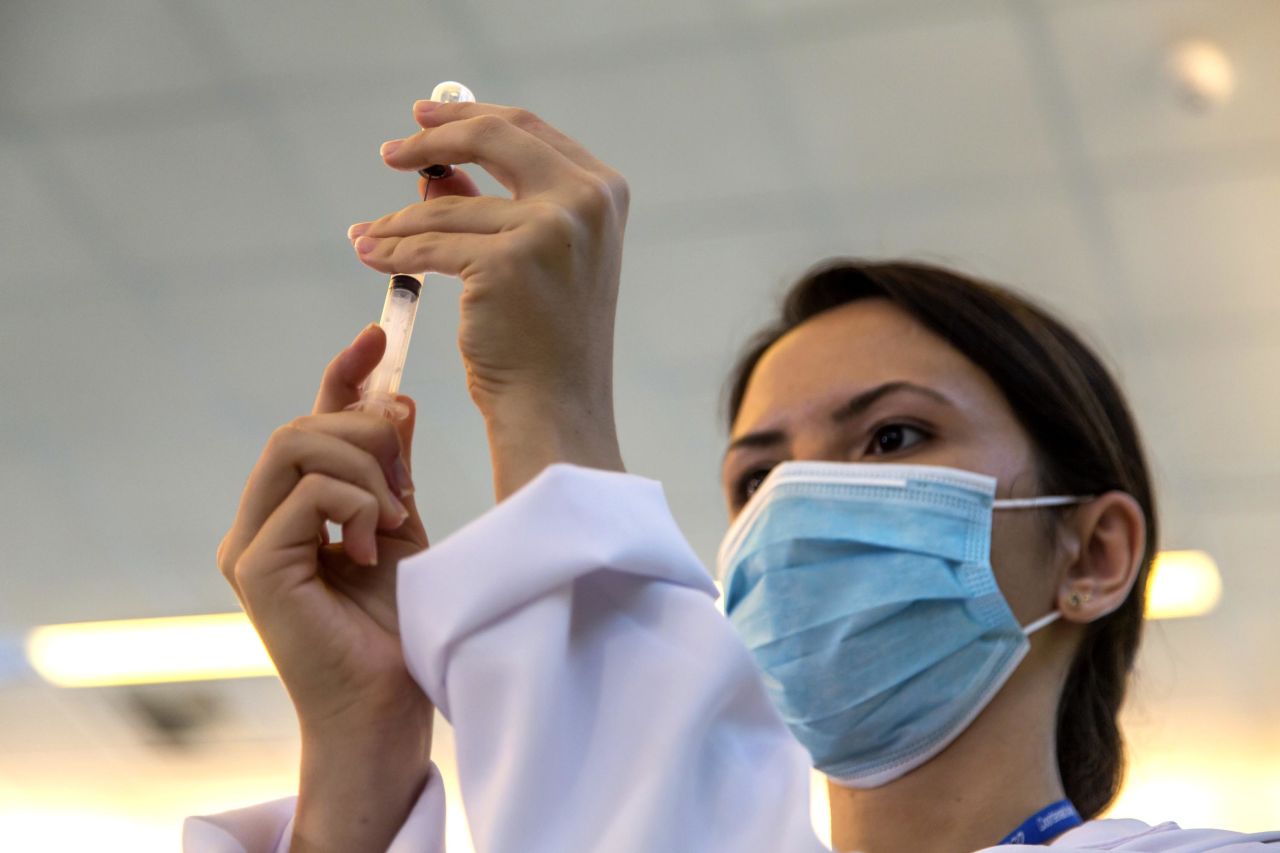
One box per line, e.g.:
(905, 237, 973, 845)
(734, 298, 1007, 435)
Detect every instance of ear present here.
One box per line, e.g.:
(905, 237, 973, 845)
(1057, 490, 1147, 624)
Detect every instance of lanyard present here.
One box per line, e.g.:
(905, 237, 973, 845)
(998, 799, 1083, 846)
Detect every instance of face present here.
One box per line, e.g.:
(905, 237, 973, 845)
(722, 298, 1062, 626)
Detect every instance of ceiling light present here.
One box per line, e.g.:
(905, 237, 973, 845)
(1167, 39, 1235, 111)
(1146, 550, 1222, 620)
(26, 613, 275, 688)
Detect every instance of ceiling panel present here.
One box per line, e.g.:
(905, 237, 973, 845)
(1104, 170, 1280, 325)
(0, 0, 213, 114)
(44, 114, 321, 272)
(1047, 0, 1280, 165)
(768, 11, 1062, 194)
(1126, 334, 1280, 486)
(515, 49, 801, 213)
(461, 0, 721, 54)
(186, 0, 473, 82)
(0, 141, 101, 283)
(836, 181, 1123, 345)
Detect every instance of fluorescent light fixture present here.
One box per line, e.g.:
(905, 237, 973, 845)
(1146, 550, 1222, 620)
(26, 613, 275, 688)
(22, 548, 1221, 687)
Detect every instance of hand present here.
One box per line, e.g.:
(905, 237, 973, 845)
(347, 101, 629, 498)
(217, 324, 433, 851)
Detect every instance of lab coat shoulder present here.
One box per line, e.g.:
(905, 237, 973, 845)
(396, 462, 825, 853)
(978, 818, 1280, 852)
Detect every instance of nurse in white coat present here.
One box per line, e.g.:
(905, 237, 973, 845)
(190, 100, 1279, 852)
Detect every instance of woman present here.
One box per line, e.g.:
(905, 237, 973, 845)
(187, 100, 1278, 852)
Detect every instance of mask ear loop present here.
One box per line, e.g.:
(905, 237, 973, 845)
(994, 496, 1090, 637)
(994, 495, 1094, 509)
(1021, 610, 1061, 636)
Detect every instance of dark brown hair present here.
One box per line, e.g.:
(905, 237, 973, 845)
(724, 258, 1158, 818)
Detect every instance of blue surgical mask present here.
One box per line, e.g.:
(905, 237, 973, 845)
(717, 461, 1087, 787)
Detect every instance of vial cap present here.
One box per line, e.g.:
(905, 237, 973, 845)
(430, 81, 476, 104)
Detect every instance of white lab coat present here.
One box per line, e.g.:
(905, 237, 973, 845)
(185, 465, 1280, 852)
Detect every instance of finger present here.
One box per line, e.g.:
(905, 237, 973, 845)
(387, 394, 429, 545)
(353, 231, 498, 278)
(245, 419, 408, 528)
(414, 101, 616, 181)
(391, 394, 416, 469)
(380, 113, 578, 198)
(313, 324, 387, 415)
(350, 195, 520, 243)
(237, 474, 382, 606)
(222, 425, 410, 577)
(290, 411, 413, 499)
(421, 166, 481, 201)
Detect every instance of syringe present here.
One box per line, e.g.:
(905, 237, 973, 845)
(349, 274, 422, 421)
(349, 80, 475, 422)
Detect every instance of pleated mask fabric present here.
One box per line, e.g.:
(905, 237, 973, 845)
(717, 462, 1071, 788)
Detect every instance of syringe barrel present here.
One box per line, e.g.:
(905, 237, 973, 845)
(362, 274, 422, 399)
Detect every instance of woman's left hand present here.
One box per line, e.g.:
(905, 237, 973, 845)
(350, 102, 629, 422)
(347, 101, 629, 498)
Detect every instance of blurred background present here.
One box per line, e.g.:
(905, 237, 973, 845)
(1, 0, 1278, 849)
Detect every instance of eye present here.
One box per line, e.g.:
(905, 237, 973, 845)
(867, 423, 929, 456)
(734, 466, 775, 506)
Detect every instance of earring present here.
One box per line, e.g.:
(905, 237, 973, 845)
(1068, 590, 1093, 608)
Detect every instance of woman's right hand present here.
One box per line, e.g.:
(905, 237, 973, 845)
(216, 323, 434, 851)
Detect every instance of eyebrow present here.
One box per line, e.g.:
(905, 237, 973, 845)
(724, 381, 955, 458)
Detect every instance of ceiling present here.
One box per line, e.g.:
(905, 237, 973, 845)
(1, 0, 1278, 847)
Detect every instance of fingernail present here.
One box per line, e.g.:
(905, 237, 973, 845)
(347, 222, 371, 241)
(380, 139, 403, 158)
(414, 100, 438, 116)
(355, 236, 379, 255)
(363, 542, 379, 567)
(389, 495, 410, 524)
(391, 457, 414, 498)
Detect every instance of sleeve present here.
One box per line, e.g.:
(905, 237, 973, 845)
(396, 463, 826, 853)
(181, 764, 447, 853)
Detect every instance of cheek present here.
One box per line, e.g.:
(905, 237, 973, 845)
(989, 512, 1060, 624)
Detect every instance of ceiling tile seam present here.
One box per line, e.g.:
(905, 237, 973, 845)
(1011, 1, 1214, 555)
(1011, 1, 1148, 345)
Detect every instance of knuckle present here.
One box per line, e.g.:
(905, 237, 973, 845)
(295, 470, 328, 496)
(604, 171, 630, 210)
(466, 113, 508, 143)
(372, 209, 399, 233)
(487, 235, 527, 278)
(529, 201, 577, 241)
(505, 107, 541, 130)
(397, 232, 438, 268)
(570, 175, 613, 215)
(265, 421, 300, 453)
(216, 536, 233, 579)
